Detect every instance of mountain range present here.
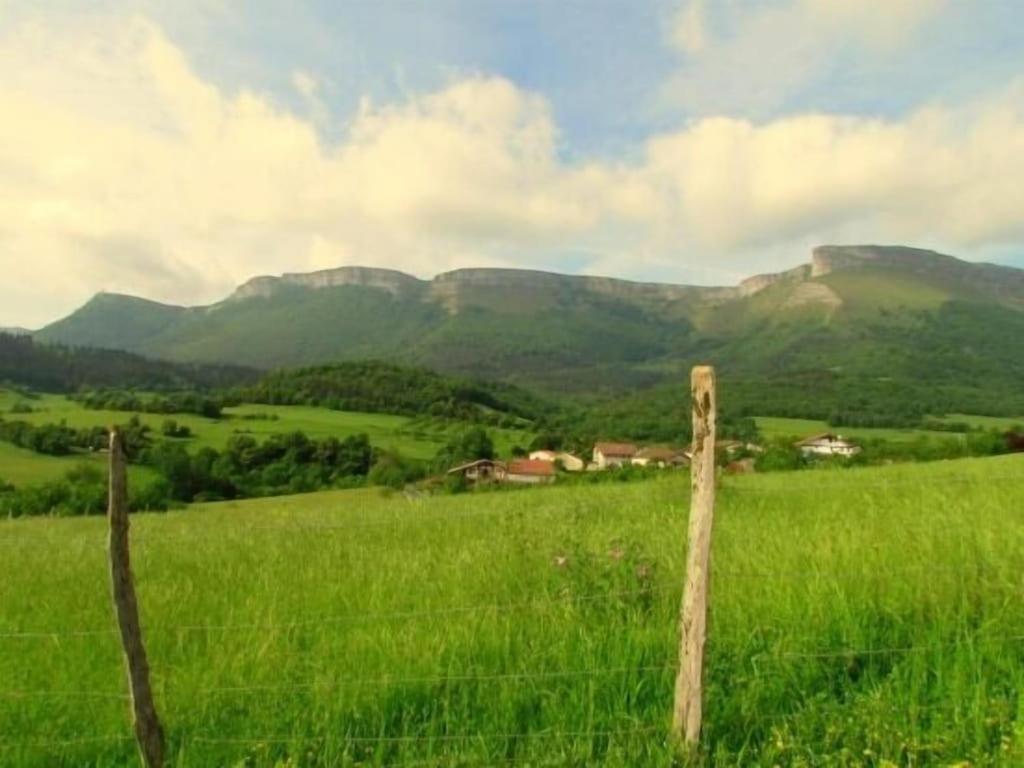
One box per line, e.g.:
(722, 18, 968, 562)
(34, 245, 1024, 413)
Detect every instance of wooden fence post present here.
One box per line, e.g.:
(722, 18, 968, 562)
(108, 428, 165, 768)
(673, 365, 717, 750)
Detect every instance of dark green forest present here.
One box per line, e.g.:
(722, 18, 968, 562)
(0, 333, 257, 392)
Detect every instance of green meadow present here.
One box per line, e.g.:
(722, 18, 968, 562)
(1, 454, 1022, 766)
(0, 440, 106, 485)
(0, 391, 533, 483)
(0, 441, 156, 487)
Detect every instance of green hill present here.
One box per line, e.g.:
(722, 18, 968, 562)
(35, 245, 1024, 415)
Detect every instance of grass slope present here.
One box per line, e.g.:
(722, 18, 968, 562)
(0, 392, 533, 477)
(1, 456, 1022, 765)
(0, 441, 107, 485)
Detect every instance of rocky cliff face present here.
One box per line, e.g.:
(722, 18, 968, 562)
(430, 268, 721, 304)
(221, 244, 1017, 308)
(809, 245, 1024, 307)
(738, 264, 812, 297)
(230, 266, 425, 300)
(810, 245, 961, 277)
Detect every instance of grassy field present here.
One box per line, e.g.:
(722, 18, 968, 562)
(0, 441, 156, 487)
(0, 441, 107, 485)
(0, 391, 533, 484)
(1, 455, 1022, 765)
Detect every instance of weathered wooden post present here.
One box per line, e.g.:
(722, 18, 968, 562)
(673, 365, 717, 750)
(108, 427, 165, 768)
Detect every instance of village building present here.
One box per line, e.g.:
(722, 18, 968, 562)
(631, 446, 688, 468)
(505, 459, 556, 484)
(529, 449, 586, 472)
(528, 449, 559, 462)
(592, 442, 639, 469)
(446, 459, 506, 484)
(795, 433, 861, 457)
(555, 452, 586, 472)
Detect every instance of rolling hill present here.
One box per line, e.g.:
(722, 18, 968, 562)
(35, 245, 1024, 413)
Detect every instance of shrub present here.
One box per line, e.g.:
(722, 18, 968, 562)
(368, 451, 426, 489)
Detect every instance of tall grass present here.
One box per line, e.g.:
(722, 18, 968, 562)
(1, 455, 1022, 766)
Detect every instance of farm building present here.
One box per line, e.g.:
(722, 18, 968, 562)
(447, 459, 506, 484)
(592, 442, 638, 468)
(555, 452, 586, 472)
(529, 450, 585, 472)
(631, 446, 688, 468)
(796, 433, 861, 457)
(505, 459, 556, 484)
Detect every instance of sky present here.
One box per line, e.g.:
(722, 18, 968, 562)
(2, 0, 1024, 327)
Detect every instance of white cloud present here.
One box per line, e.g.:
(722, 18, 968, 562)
(664, 0, 946, 114)
(801, 0, 946, 49)
(1, 12, 1023, 328)
(644, 82, 1024, 252)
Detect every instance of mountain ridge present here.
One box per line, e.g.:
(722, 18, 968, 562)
(227, 244, 994, 307)
(34, 245, 1024, 407)
(50, 244, 1019, 315)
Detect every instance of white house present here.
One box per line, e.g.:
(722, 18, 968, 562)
(555, 452, 586, 472)
(796, 433, 861, 457)
(592, 442, 638, 469)
(529, 449, 586, 472)
(528, 449, 559, 462)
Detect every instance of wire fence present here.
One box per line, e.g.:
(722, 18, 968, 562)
(0, 583, 675, 641)
(2, 447, 1022, 761)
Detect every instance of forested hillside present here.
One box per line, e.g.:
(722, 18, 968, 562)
(0, 334, 257, 392)
(238, 361, 555, 426)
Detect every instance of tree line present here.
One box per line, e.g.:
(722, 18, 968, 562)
(71, 390, 224, 419)
(0, 333, 257, 393)
(234, 361, 549, 427)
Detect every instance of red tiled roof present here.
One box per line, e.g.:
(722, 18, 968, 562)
(506, 459, 556, 476)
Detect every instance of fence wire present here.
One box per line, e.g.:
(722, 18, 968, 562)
(0, 583, 674, 641)
(2, 461, 1022, 759)
(1, 469, 1019, 548)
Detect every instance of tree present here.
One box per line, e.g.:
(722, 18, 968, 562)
(368, 450, 425, 489)
(434, 426, 495, 471)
